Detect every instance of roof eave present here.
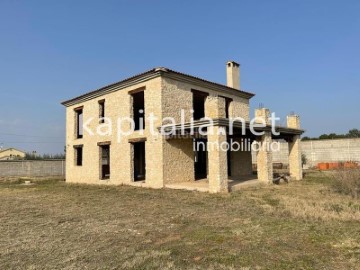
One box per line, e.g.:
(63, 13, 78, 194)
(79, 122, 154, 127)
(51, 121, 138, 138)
(159, 119, 304, 135)
(162, 71, 255, 99)
(61, 67, 255, 107)
(61, 68, 162, 107)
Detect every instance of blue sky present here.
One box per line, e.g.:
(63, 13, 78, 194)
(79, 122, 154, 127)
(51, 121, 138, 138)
(0, 0, 359, 154)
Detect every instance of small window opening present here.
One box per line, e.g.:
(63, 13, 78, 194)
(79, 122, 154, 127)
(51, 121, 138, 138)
(75, 108, 83, 139)
(132, 91, 145, 131)
(133, 141, 146, 181)
(99, 100, 105, 124)
(192, 90, 208, 120)
(74, 146, 83, 166)
(225, 98, 232, 118)
(100, 145, 110, 179)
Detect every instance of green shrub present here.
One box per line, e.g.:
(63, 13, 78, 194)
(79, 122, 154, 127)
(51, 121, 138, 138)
(301, 153, 307, 166)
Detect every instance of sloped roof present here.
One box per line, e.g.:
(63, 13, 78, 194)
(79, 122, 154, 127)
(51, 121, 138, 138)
(61, 67, 255, 107)
(0, 147, 26, 154)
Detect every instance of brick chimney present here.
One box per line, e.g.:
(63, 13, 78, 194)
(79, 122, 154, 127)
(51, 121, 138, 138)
(226, 61, 240, 90)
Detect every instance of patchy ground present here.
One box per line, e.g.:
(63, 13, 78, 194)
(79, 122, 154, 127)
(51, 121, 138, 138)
(0, 172, 359, 269)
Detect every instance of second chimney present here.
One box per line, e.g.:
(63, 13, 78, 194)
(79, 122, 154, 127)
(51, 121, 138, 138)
(226, 61, 240, 90)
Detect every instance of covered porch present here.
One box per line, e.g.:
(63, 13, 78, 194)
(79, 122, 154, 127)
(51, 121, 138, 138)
(165, 176, 260, 193)
(161, 116, 304, 193)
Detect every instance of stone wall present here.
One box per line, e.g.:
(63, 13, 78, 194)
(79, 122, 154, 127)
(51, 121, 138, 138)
(230, 138, 252, 177)
(0, 160, 65, 177)
(162, 76, 250, 122)
(65, 77, 165, 187)
(64, 73, 253, 190)
(162, 138, 194, 184)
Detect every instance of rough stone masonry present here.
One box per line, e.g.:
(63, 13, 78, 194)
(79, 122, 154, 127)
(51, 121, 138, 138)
(61, 61, 303, 193)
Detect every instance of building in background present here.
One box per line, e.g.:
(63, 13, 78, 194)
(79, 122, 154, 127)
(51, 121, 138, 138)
(0, 148, 26, 161)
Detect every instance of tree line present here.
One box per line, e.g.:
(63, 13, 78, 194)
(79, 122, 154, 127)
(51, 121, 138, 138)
(25, 153, 65, 160)
(302, 129, 360, 141)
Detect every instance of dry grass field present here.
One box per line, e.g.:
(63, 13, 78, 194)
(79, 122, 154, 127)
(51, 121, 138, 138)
(0, 172, 360, 269)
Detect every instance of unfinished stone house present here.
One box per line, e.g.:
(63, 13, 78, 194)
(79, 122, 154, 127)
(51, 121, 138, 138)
(62, 61, 303, 193)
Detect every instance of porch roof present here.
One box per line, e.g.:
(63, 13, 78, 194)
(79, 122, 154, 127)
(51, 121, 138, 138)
(159, 118, 304, 140)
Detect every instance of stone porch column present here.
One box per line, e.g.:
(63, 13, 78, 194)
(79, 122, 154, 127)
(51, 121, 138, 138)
(208, 126, 229, 193)
(256, 131, 273, 183)
(287, 115, 303, 180)
(205, 95, 226, 119)
(255, 108, 271, 125)
(205, 95, 228, 193)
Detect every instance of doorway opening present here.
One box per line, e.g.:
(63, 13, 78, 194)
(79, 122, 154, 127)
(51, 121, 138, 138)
(133, 141, 146, 181)
(100, 145, 110, 180)
(132, 91, 145, 131)
(194, 138, 207, 180)
(192, 90, 208, 120)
